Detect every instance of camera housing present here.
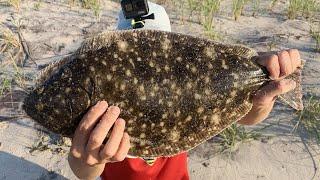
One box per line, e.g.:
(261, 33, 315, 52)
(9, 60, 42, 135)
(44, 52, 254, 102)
(121, 0, 149, 19)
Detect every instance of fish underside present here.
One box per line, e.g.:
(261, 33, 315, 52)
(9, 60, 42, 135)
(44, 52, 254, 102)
(23, 30, 303, 158)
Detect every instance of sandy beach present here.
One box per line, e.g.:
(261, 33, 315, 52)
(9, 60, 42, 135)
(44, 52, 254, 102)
(0, 0, 319, 179)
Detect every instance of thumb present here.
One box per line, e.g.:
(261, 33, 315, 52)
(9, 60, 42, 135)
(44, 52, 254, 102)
(253, 79, 296, 105)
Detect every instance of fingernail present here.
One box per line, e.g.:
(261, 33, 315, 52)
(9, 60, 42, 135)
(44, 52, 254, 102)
(109, 106, 120, 114)
(269, 75, 276, 80)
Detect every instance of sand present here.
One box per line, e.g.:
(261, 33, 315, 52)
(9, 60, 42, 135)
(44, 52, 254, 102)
(0, 0, 319, 179)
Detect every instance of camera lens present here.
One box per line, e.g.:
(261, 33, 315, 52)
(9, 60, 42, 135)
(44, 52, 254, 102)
(136, 1, 144, 8)
(125, 3, 133, 12)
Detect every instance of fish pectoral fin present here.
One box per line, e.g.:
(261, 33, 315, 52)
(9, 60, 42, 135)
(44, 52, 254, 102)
(278, 68, 304, 110)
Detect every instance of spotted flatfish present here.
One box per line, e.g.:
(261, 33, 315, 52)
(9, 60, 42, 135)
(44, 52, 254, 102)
(23, 30, 303, 158)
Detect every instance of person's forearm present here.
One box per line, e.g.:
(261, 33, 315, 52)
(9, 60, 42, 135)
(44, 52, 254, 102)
(68, 153, 105, 180)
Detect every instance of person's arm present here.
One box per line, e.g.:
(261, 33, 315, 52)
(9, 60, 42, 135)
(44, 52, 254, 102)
(68, 101, 130, 179)
(238, 49, 302, 125)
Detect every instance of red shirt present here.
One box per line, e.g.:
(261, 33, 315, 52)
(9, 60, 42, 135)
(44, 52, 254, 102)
(100, 152, 189, 180)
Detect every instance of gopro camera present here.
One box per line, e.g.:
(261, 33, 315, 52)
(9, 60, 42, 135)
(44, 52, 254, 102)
(121, 0, 149, 19)
(120, 0, 155, 29)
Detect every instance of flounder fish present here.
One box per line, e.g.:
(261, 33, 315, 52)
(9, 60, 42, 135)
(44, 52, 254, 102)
(23, 30, 303, 158)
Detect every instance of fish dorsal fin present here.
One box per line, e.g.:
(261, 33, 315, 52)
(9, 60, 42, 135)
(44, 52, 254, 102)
(77, 29, 258, 59)
(75, 30, 117, 55)
(35, 55, 74, 87)
(213, 43, 258, 59)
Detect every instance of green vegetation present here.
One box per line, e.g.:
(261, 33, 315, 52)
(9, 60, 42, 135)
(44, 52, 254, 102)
(218, 124, 261, 152)
(0, 76, 11, 96)
(232, 0, 250, 21)
(33, 1, 41, 11)
(295, 97, 320, 144)
(269, 0, 279, 9)
(6, 0, 20, 12)
(80, 0, 102, 21)
(201, 0, 221, 39)
(0, 24, 26, 97)
(310, 23, 320, 52)
(28, 133, 70, 155)
(287, 0, 319, 19)
(252, 0, 260, 17)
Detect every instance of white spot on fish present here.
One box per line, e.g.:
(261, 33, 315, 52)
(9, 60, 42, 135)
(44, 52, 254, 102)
(191, 66, 197, 73)
(111, 65, 117, 72)
(204, 47, 215, 57)
(185, 115, 192, 122)
(231, 72, 239, 79)
(125, 69, 132, 77)
(210, 114, 220, 124)
(197, 107, 204, 114)
(194, 93, 201, 100)
(230, 90, 237, 97)
(117, 41, 128, 52)
(65, 88, 71, 94)
(187, 82, 192, 89)
(133, 77, 138, 84)
(89, 66, 95, 72)
(120, 83, 126, 90)
(107, 74, 112, 81)
(204, 76, 210, 84)
(141, 95, 146, 101)
(221, 59, 229, 70)
(140, 133, 146, 139)
(139, 85, 145, 92)
(164, 65, 170, 71)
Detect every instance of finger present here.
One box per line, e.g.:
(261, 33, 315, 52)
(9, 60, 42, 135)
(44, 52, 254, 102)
(70, 101, 108, 159)
(99, 118, 126, 160)
(254, 79, 296, 104)
(85, 106, 120, 165)
(257, 54, 280, 80)
(287, 49, 302, 69)
(238, 79, 296, 125)
(278, 50, 293, 78)
(110, 133, 130, 162)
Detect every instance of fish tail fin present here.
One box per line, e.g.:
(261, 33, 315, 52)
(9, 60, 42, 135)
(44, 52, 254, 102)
(278, 66, 304, 110)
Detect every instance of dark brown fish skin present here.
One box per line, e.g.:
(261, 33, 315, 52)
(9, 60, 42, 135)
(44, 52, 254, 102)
(24, 30, 282, 158)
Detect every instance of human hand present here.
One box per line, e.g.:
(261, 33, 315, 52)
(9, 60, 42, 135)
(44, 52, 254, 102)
(238, 49, 302, 125)
(68, 101, 130, 179)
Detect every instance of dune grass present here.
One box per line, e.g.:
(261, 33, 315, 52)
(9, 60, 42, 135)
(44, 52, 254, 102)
(0, 76, 12, 97)
(310, 24, 320, 52)
(0, 24, 26, 97)
(251, 0, 260, 17)
(201, 0, 221, 39)
(6, 0, 20, 12)
(287, 0, 319, 20)
(218, 124, 261, 152)
(80, 0, 102, 21)
(33, 1, 41, 11)
(0, 26, 20, 53)
(232, 0, 250, 21)
(295, 97, 320, 144)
